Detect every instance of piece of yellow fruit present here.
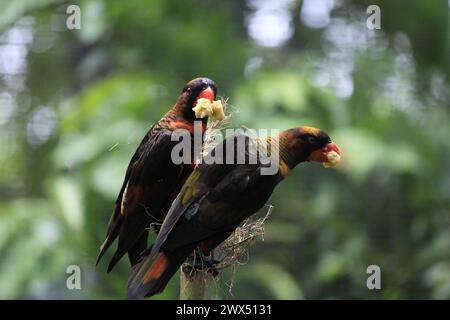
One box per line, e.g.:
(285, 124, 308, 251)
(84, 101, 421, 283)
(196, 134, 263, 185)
(323, 150, 341, 168)
(192, 98, 225, 120)
(212, 100, 225, 121)
(192, 98, 214, 119)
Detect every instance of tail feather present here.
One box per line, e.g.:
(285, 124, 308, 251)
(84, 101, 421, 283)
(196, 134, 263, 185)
(127, 246, 194, 299)
(96, 219, 122, 266)
(96, 208, 123, 266)
(106, 250, 125, 273)
(96, 236, 114, 266)
(127, 252, 176, 299)
(106, 217, 149, 272)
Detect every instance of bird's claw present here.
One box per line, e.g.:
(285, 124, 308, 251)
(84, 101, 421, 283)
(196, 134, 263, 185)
(189, 249, 220, 276)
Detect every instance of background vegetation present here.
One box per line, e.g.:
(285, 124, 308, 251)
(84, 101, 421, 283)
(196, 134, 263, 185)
(0, 0, 449, 299)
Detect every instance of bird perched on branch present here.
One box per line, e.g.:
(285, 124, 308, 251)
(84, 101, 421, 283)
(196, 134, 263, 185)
(126, 126, 341, 299)
(96, 77, 224, 272)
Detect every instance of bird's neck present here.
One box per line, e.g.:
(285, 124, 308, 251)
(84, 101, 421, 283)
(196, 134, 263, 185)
(160, 102, 207, 132)
(173, 97, 198, 122)
(259, 135, 300, 177)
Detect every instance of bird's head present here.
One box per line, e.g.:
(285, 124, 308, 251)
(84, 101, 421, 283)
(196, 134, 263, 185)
(177, 77, 219, 120)
(279, 126, 341, 171)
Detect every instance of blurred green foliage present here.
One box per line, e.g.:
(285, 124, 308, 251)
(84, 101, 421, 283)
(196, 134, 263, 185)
(0, 0, 449, 299)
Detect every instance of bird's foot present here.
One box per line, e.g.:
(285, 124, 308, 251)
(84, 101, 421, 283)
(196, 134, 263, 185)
(190, 249, 220, 277)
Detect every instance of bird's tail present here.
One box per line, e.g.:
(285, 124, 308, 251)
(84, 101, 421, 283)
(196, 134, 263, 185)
(95, 204, 125, 267)
(127, 247, 191, 299)
(96, 236, 114, 266)
(95, 219, 121, 267)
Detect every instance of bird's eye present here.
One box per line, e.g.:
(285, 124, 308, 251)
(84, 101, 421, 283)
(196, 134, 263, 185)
(307, 136, 316, 144)
(186, 88, 192, 96)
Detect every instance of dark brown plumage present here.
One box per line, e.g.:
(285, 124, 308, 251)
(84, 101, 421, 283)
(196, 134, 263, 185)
(126, 126, 341, 299)
(96, 77, 219, 272)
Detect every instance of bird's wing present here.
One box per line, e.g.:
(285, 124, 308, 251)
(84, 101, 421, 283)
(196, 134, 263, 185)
(127, 161, 264, 299)
(149, 133, 264, 257)
(128, 134, 281, 299)
(97, 129, 189, 270)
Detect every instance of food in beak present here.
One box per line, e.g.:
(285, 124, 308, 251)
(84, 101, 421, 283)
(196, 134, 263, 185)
(212, 100, 225, 121)
(192, 98, 214, 118)
(322, 143, 341, 168)
(323, 150, 341, 168)
(192, 98, 225, 120)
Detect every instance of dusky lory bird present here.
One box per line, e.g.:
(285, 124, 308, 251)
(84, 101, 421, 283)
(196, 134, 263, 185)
(126, 126, 341, 299)
(96, 77, 224, 272)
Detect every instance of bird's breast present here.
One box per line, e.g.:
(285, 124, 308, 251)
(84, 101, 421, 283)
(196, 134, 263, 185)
(168, 120, 207, 134)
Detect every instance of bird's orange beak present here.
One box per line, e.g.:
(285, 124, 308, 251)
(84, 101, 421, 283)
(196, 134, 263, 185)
(308, 142, 341, 163)
(194, 87, 215, 105)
